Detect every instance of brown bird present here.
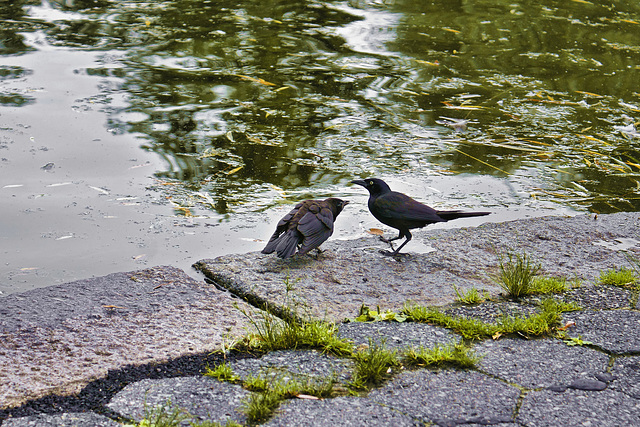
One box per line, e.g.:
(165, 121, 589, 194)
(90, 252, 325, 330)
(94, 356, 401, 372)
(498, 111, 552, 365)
(262, 198, 349, 258)
(351, 178, 490, 256)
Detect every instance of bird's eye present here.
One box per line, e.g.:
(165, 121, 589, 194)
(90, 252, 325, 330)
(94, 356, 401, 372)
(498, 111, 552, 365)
(368, 180, 373, 185)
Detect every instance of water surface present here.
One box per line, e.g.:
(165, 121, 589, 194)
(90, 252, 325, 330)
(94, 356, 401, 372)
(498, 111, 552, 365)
(1, 0, 639, 295)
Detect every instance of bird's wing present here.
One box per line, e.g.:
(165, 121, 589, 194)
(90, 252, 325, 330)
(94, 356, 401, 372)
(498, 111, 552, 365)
(373, 192, 445, 222)
(296, 208, 333, 254)
(276, 202, 304, 228)
(262, 202, 304, 254)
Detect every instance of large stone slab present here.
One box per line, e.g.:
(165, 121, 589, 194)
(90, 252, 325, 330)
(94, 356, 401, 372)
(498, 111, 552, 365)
(264, 396, 422, 427)
(564, 309, 640, 354)
(1, 412, 120, 427)
(368, 369, 519, 426)
(517, 388, 640, 426)
(475, 338, 610, 390)
(337, 321, 458, 350)
(107, 376, 249, 425)
(194, 213, 640, 322)
(226, 349, 354, 385)
(0, 266, 252, 409)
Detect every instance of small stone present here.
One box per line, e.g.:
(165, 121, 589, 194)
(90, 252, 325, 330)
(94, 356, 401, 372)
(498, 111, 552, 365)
(595, 372, 615, 383)
(568, 379, 607, 391)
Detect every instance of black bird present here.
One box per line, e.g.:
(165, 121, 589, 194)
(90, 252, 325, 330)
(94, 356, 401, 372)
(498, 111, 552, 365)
(262, 198, 349, 259)
(351, 178, 490, 256)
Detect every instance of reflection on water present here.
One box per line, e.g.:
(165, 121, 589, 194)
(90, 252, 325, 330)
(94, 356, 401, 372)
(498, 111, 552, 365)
(2, 0, 640, 216)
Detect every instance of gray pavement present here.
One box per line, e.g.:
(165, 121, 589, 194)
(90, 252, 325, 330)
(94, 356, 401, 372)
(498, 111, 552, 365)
(1, 212, 639, 426)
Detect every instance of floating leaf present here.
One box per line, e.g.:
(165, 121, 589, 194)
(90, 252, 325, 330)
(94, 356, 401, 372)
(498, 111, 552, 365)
(414, 59, 439, 66)
(367, 228, 384, 236)
(236, 74, 276, 86)
(226, 166, 244, 175)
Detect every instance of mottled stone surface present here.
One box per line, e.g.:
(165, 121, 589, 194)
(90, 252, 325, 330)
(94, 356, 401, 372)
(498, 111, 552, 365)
(0, 266, 252, 409)
(563, 309, 640, 354)
(107, 376, 249, 425)
(195, 213, 640, 322)
(517, 389, 640, 427)
(475, 338, 610, 389)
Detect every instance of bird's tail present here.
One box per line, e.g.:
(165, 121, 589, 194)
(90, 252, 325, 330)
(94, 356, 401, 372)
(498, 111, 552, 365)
(436, 210, 490, 221)
(261, 231, 282, 254)
(274, 229, 301, 258)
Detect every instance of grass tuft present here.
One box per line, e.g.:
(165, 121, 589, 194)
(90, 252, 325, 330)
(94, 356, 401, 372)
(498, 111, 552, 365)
(599, 267, 638, 289)
(403, 341, 479, 369)
(453, 286, 489, 305)
(204, 362, 240, 382)
(235, 304, 352, 357)
(124, 402, 187, 427)
(243, 389, 281, 425)
(349, 339, 399, 390)
(496, 252, 542, 298)
(242, 372, 335, 424)
(530, 276, 578, 294)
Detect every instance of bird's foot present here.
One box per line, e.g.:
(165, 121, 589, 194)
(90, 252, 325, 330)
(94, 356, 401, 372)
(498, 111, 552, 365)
(378, 236, 396, 250)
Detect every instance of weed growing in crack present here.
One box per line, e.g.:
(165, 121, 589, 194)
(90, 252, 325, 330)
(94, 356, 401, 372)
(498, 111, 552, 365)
(402, 298, 577, 340)
(530, 276, 579, 294)
(599, 267, 638, 289)
(205, 362, 240, 382)
(121, 401, 187, 427)
(403, 341, 479, 368)
(453, 286, 490, 305)
(242, 372, 335, 424)
(349, 339, 399, 390)
(234, 277, 352, 356)
(496, 252, 541, 298)
(237, 303, 351, 356)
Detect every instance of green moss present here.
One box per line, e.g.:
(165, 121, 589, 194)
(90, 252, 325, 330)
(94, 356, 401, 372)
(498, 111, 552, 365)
(403, 298, 576, 340)
(599, 267, 638, 289)
(530, 276, 579, 294)
(403, 341, 479, 369)
(402, 304, 498, 340)
(453, 286, 490, 305)
(204, 362, 240, 382)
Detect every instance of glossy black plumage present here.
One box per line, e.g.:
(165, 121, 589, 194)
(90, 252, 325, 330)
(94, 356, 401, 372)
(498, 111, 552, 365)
(262, 198, 349, 259)
(351, 178, 490, 256)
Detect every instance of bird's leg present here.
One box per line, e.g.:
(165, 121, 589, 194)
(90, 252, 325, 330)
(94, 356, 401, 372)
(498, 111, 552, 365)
(379, 232, 403, 250)
(312, 247, 324, 259)
(380, 231, 412, 257)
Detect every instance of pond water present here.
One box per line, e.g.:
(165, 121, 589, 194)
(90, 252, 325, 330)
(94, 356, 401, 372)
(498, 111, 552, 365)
(1, 0, 639, 295)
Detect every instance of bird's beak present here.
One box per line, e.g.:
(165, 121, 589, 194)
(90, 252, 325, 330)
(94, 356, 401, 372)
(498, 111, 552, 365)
(343, 200, 350, 206)
(350, 179, 367, 187)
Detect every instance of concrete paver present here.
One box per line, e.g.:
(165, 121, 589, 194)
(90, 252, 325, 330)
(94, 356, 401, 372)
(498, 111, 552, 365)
(2, 213, 640, 426)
